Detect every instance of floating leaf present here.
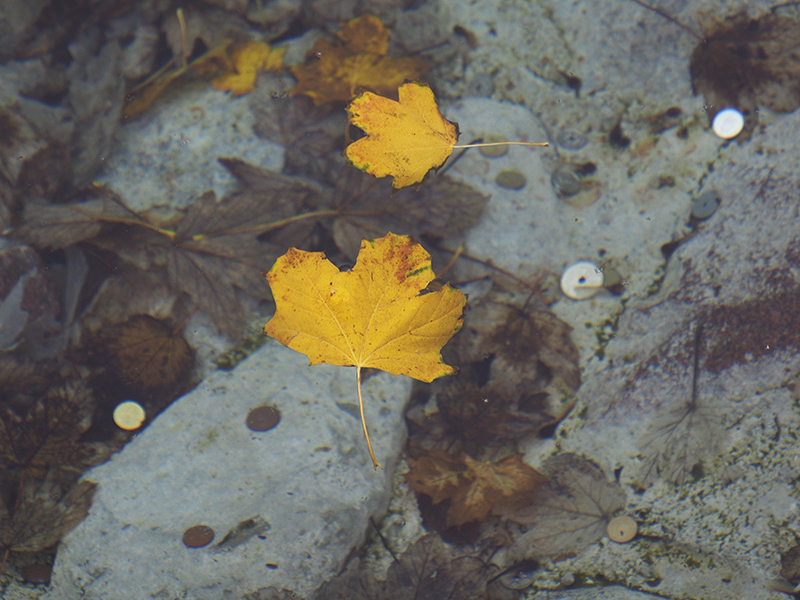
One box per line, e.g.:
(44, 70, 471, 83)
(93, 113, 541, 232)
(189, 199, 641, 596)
(345, 83, 459, 190)
(211, 41, 285, 96)
(264, 233, 466, 468)
(504, 453, 626, 560)
(290, 15, 431, 105)
(102, 314, 194, 392)
(406, 451, 546, 527)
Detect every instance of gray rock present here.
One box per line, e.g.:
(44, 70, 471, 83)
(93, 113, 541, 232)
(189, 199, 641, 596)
(95, 84, 284, 220)
(44, 339, 412, 600)
(532, 587, 664, 600)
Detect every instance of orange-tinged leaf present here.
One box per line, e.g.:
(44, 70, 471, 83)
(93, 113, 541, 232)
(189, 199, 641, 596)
(345, 83, 460, 190)
(264, 233, 465, 380)
(264, 233, 466, 467)
(290, 15, 430, 105)
(406, 451, 546, 527)
(211, 41, 285, 96)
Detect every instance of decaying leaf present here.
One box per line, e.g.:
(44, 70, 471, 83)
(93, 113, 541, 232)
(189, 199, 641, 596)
(345, 83, 459, 190)
(0, 379, 97, 478)
(14, 192, 153, 250)
(161, 189, 286, 336)
(14, 165, 318, 337)
(636, 323, 725, 487)
(290, 15, 431, 105)
(449, 293, 581, 396)
(312, 533, 492, 600)
(327, 168, 488, 260)
(0, 479, 96, 555)
(264, 233, 466, 468)
(690, 11, 800, 127)
(101, 314, 194, 392)
(503, 453, 626, 560)
(406, 451, 546, 527)
(409, 291, 580, 453)
(430, 380, 553, 449)
(211, 41, 285, 96)
(122, 41, 233, 121)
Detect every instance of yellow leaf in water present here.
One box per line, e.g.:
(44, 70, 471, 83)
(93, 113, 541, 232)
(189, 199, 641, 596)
(212, 41, 286, 96)
(345, 83, 459, 190)
(264, 233, 466, 468)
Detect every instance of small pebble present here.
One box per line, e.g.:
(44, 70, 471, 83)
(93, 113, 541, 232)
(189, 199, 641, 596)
(499, 560, 537, 590)
(691, 190, 720, 220)
(113, 400, 146, 431)
(561, 261, 604, 300)
(556, 128, 588, 150)
(601, 266, 622, 288)
(712, 107, 744, 139)
(20, 563, 52, 585)
(495, 169, 527, 190)
(478, 135, 509, 158)
(552, 163, 582, 196)
(246, 405, 281, 432)
(182, 525, 215, 548)
(607, 515, 638, 543)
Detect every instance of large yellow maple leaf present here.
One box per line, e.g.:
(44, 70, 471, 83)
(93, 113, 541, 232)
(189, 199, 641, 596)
(345, 83, 460, 190)
(264, 233, 466, 468)
(290, 15, 431, 105)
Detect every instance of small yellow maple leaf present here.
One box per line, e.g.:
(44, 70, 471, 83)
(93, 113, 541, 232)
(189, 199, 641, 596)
(212, 41, 285, 96)
(290, 15, 431, 105)
(406, 451, 545, 527)
(264, 233, 466, 469)
(345, 83, 460, 190)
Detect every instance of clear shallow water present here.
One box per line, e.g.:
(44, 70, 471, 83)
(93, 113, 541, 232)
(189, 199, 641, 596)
(0, 1, 798, 599)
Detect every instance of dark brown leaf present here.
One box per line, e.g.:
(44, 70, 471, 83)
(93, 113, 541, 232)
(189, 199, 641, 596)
(14, 192, 150, 250)
(407, 451, 545, 527)
(435, 380, 551, 448)
(0, 379, 96, 478)
(504, 454, 626, 560)
(102, 314, 194, 392)
(326, 167, 489, 260)
(0, 479, 96, 553)
(313, 533, 492, 600)
(690, 13, 800, 130)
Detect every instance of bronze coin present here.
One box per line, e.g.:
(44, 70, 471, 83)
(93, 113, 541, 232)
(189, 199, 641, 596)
(182, 525, 214, 548)
(246, 405, 281, 432)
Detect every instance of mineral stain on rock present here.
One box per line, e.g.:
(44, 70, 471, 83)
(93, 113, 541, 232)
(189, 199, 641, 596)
(704, 286, 800, 372)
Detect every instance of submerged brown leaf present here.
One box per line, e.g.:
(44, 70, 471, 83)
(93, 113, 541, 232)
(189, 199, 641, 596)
(0, 379, 97, 478)
(102, 314, 194, 392)
(14, 192, 151, 250)
(313, 533, 492, 600)
(163, 165, 319, 335)
(13, 162, 319, 337)
(407, 451, 546, 527)
(690, 12, 800, 127)
(0, 479, 96, 554)
(328, 169, 489, 260)
(504, 453, 626, 560)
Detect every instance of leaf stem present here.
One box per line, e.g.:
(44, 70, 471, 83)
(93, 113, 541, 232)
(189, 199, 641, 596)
(451, 141, 549, 149)
(357, 365, 382, 470)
